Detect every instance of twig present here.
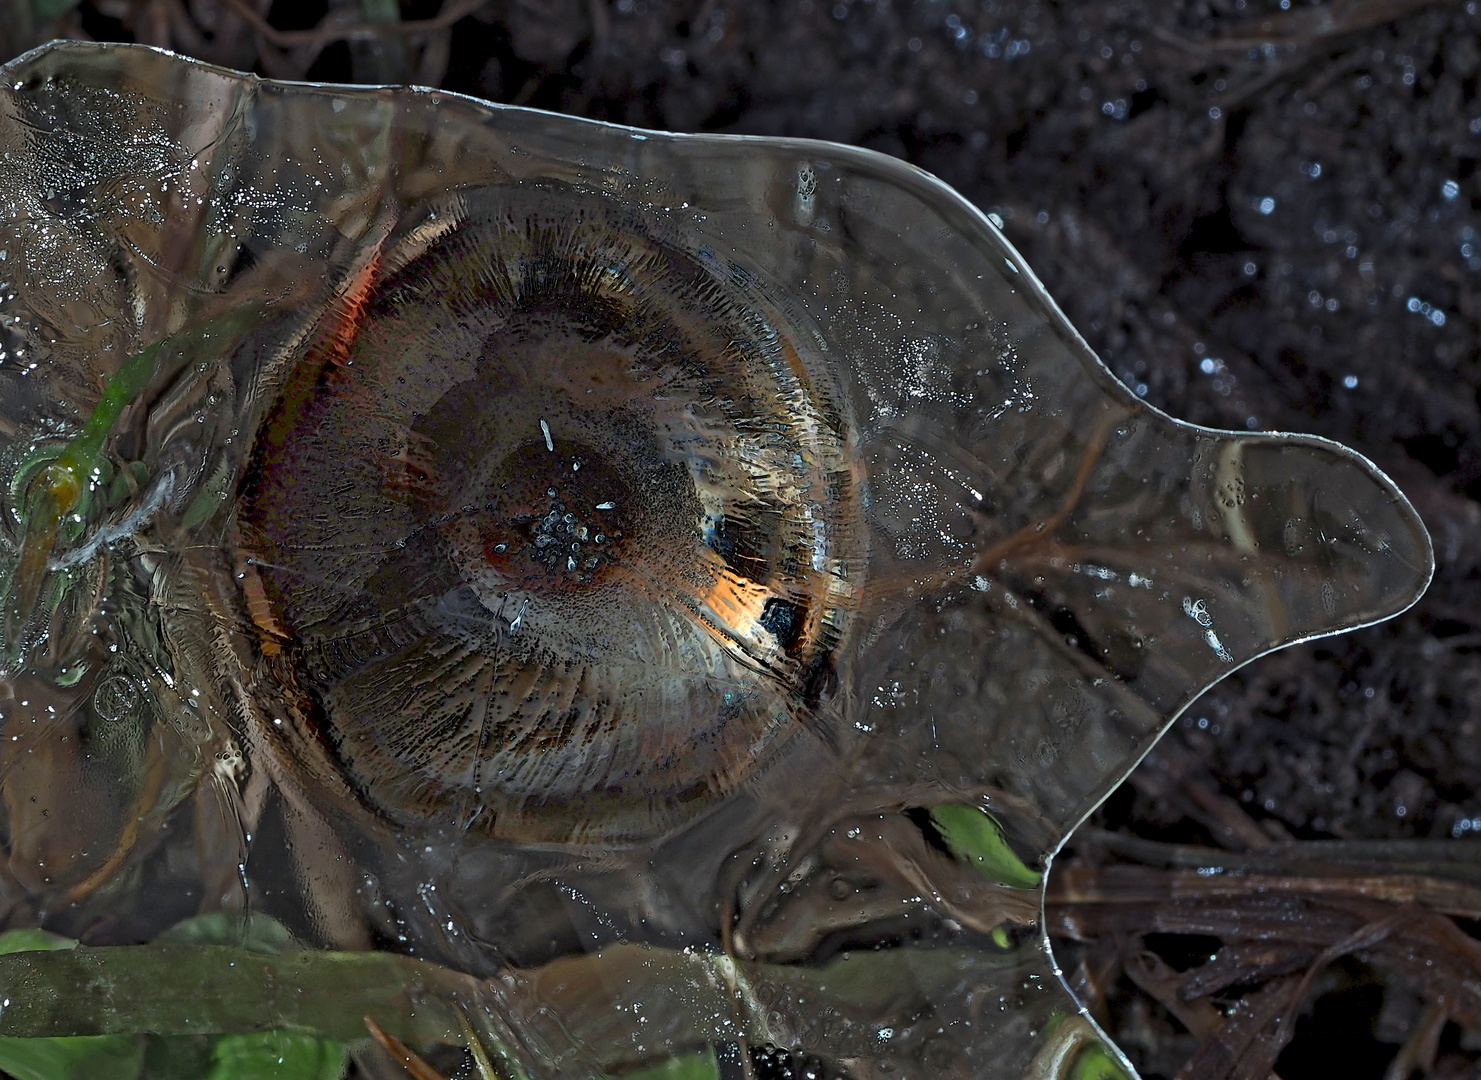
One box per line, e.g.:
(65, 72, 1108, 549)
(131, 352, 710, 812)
(161, 0, 210, 55)
(1178, 941, 1317, 1001)
(364, 1015, 448, 1080)
(1384, 1002, 1447, 1080)
(1172, 974, 1303, 1080)
(1049, 863, 1481, 921)
(1068, 828, 1481, 886)
(971, 408, 1125, 574)
(1048, 840, 1481, 1076)
(1124, 949, 1242, 1043)
(1248, 912, 1411, 1080)
(1129, 739, 1282, 851)
(1152, 0, 1459, 55)
(221, 0, 488, 50)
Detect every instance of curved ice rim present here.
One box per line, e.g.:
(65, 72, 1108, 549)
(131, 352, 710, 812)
(0, 38, 1438, 1077)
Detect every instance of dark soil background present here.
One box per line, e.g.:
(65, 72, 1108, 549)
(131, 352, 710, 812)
(3, 1, 1480, 1078)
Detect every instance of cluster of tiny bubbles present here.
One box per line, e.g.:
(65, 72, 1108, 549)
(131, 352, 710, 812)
(91, 672, 138, 723)
(741, 1042, 849, 1080)
(1405, 296, 1448, 327)
(497, 477, 621, 585)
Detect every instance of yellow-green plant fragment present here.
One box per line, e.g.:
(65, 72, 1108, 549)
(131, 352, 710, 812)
(1070, 1043, 1132, 1080)
(929, 804, 1041, 889)
(616, 1047, 720, 1080)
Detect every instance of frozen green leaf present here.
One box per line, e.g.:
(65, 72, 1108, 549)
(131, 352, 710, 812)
(0, 1035, 143, 1080)
(1070, 1043, 1133, 1080)
(0, 930, 77, 956)
(930, 804, 1042, 890)
(140, 1035, 216, 1080)
(155, 913, 299, 955)
(204, 1031, 347, 1080)
(613, 1047, 719, 1080)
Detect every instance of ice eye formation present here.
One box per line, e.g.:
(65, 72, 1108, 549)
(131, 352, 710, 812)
(241, 195, 864, 843)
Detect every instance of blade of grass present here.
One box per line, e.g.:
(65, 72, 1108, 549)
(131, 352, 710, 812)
(0, 944, 477, 1045)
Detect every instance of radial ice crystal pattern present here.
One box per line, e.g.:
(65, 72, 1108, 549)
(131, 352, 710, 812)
(240, 193, 864, 843)
(0, 41, 1432, 1080)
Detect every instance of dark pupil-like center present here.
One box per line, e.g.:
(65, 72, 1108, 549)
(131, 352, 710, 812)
(477, 438, 628, 587)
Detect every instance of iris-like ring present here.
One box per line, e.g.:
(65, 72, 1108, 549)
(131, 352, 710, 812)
(237, 187, 867, 844)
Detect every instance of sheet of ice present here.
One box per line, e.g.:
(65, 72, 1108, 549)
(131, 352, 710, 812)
(0, 41, 1432, 1080)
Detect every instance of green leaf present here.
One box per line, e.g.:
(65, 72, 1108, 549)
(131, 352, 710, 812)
(1070, 1043, 1133, 1080)
(0, 929, 77, 956)
(0, 1035, 142, 1080)
(928, 804, 1041, 890)
(205, 1031, 347, 1080)
(155, 913, 299, 954)
(616, 1047, 720, 1080)
(141, 1035, 216, 1080)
